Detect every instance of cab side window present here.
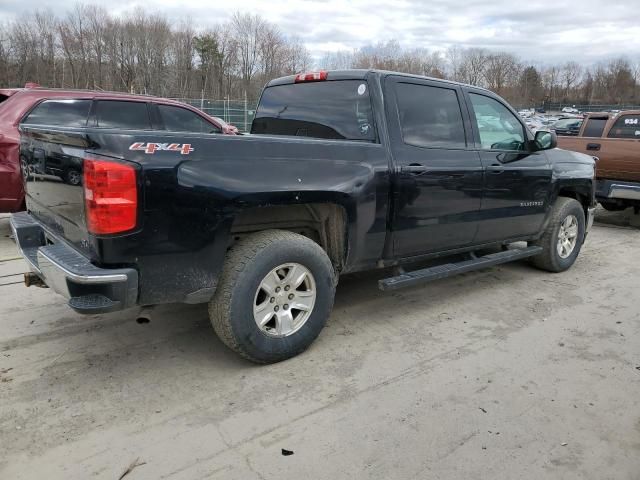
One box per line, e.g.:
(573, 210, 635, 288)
(395, 83, 466, 149)
(607, 114, 640, 139)
(158, 105, 221, 133)
(22, 99, 91, 127)
(96, 101, 151, 129)
(582, 118, 607, 138)
(469, 93, 526, 151)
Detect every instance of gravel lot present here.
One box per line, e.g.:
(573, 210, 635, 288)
(1, 209, 639, 479)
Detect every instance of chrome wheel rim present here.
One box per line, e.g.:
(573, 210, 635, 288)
(557, 214, 579, 259)
(253, 263, 316, 338)
(67, 170, 81, 185)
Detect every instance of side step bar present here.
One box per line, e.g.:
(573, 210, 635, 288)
(379, 246, 543, 291)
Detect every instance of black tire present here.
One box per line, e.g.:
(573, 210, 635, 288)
(530, 197, 585, 272)
(209, 230, 336, 364)
(65, 168, 82, 186)
(599, 201, 626, 212)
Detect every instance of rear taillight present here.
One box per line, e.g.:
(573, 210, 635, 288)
(83, 159, 137, 235)
(294, 71, 328, 83)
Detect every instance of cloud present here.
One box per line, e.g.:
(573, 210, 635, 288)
(2, 0, 639, 65)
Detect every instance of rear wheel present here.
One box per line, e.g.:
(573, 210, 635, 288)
(209, 230, 336, 364)
(530, 197, 585, 272)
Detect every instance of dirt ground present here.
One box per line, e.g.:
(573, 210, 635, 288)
(1, 209, 639, 480)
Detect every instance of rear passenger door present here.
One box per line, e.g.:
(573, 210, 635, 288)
(386, 76, 483, 257)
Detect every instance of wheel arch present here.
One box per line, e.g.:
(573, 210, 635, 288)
(229, 203, 349, 273)
(553, 178, 594, 219)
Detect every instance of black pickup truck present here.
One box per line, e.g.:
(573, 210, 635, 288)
(12, 70, 596, 363)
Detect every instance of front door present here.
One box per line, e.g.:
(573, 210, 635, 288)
(386, 77, 483, 257)
(465, 91, 553, 242)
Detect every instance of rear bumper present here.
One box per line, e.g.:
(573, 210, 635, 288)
(9, 212, 138, 314)
(596, 179, 640, 202)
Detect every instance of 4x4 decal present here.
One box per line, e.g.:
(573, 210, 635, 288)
(129, 142, 194, 155)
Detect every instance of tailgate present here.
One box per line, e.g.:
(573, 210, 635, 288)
(20, 126, 92, 256)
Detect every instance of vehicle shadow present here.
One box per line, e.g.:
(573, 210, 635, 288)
(594, 205, 640, 229)
(17, 249, 541, 380)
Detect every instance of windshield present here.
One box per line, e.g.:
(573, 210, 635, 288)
(251, 80, 376, 142)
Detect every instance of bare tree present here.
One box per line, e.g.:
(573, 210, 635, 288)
(484, 52, 520, 95)
(1, 4, 638, 106)
(459, 48, 488, 86)
(560, 61, 582, 100)
(231, 12, 265, 93)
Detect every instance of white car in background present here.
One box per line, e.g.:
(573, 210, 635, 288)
(562, 106, 580, 114)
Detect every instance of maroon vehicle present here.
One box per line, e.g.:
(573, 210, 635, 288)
(0, 84, 237, 213)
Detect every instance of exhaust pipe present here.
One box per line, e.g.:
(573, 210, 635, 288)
(136, 306, 155, 324)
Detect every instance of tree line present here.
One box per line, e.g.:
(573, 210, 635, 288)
(0, 6, 310, 100)
(1, 5, 639, 106)
(321, 41, 640, 107)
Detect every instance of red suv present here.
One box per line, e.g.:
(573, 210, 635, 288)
(0, 85, 237, 213)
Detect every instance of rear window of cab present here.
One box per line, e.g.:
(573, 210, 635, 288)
(251, 80, 376, 142)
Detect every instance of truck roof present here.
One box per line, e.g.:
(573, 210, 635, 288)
(266, 69, 491, 93)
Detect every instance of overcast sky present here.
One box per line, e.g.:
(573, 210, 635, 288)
(2, 0, 639, 65)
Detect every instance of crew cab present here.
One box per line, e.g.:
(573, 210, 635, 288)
(0, 85, 236, 213)
(558, 111, 640, 212)
(12, 70, 596, 363)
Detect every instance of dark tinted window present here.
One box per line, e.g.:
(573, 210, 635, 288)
(23, 99, 90, 127)
(158, 105, 221, 133)
(96, 100, 150, 129)
(608, 114, 640, 139)
(469, 93, 525, 151)
(252, 80, 375, 141)
(582, 118, 607, 137)
(395, 83, 466, 148)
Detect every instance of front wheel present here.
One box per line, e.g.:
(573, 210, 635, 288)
(209, 230, 336, 364)
(65, 168, 82, 186)
(530, 197, 585, 272)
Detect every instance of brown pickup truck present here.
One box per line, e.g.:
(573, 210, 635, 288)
(558, 111, 640, 212)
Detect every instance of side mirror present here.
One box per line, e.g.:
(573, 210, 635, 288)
(533, 130, 557, 151)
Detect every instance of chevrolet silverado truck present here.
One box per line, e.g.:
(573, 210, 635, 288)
(558, 110, 640, 212)
(11, 70, 596, 363)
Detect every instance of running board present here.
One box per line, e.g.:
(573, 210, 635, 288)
(378, 246, 543, 291)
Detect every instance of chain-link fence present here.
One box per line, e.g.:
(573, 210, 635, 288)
(174, 98, 640, 132)
(170, 98, 258, 133)
(546, 103, 640, 112)
(513, 102, 640, 112)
